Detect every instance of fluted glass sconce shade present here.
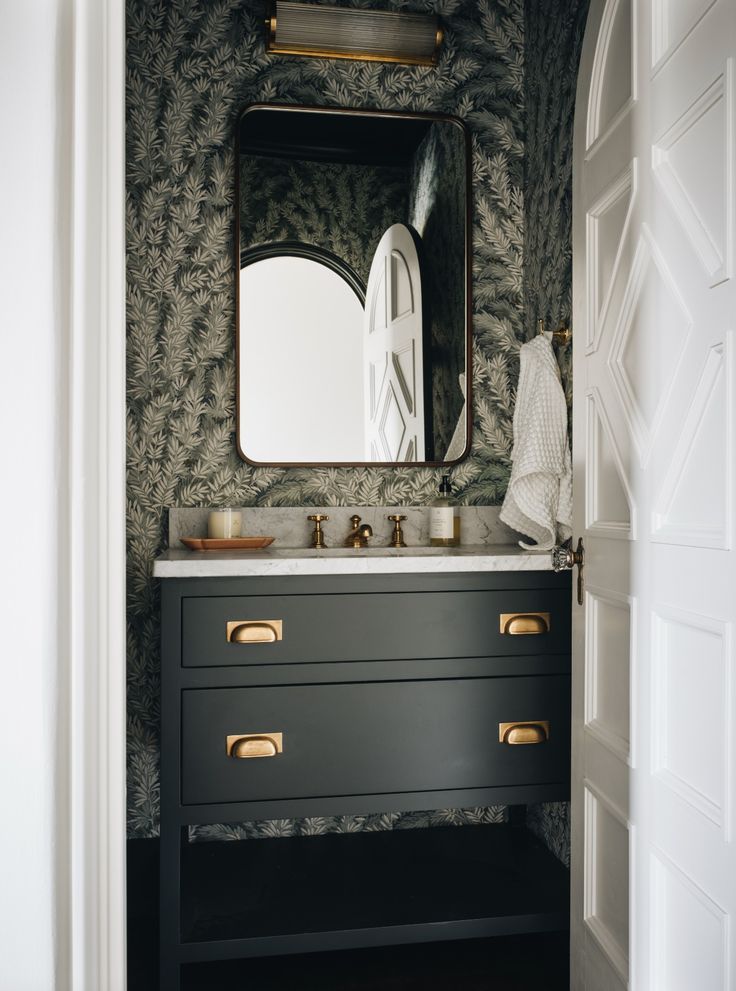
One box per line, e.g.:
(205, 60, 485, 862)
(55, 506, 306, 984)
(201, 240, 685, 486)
(266, 1, 443, 66)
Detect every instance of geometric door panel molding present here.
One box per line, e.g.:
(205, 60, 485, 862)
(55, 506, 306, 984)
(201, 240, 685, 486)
(650, 850, 729, 990)
(585, 585, 632, 763)
(584, 782, 630, 983)
(652, 63, 734, 287)
(369, 265, 387, 334)
(651, 0, 718, 71)
(652, 340, 731, 549)
(378, 381, 407, 462)
(586, 162, 637, 354)
(364, 224, 425, 462)
(586, 390, 634, 538)
(608, 230, 693, 465)
(652, 607, 732, 832)
(391, 249, 415, 321)
(368, 355, 387, 419)
(587, 0, 635, 151)
(392, 340, 417, 415)
(575, 0, 736, 985)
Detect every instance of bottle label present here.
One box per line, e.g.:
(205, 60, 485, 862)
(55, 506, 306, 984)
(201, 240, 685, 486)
(430, 507, 454, 540)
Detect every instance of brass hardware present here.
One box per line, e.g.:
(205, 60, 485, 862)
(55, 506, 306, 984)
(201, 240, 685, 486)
(307, 514, 329, 549)
(226, 733, 283, 758)
(499, 721, 550, 745)
(537, 318, 572, 347)
(499, 612, 551, 635)
(265, 1, 443, 66)
(345, 514, 373, 548)
(552, 536, 585, 605)
(226, 620, 283, 643)
(388, 514, 407, 547)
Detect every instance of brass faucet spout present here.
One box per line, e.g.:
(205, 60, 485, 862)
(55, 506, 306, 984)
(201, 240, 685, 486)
(344, 515, 373, 548)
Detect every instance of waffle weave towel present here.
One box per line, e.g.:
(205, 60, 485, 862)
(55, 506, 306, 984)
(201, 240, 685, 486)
(500, 333, 572, 551)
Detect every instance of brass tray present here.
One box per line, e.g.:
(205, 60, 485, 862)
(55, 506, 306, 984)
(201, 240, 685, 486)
(180, 537, 275, 551)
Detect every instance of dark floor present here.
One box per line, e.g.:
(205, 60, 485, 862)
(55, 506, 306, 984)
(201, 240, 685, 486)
(129, 838, 570, 990)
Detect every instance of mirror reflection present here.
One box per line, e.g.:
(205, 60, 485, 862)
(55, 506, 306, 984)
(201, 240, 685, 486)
(236, 105, 470, 465)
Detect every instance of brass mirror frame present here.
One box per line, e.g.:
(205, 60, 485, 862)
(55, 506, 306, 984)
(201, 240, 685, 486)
(234, 102, 473, 468)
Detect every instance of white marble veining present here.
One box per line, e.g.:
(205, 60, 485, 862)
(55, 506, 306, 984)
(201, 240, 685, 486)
(153, 544, 554, 578)
(168, 505, 519, 550)
(157, 505, 547, 576)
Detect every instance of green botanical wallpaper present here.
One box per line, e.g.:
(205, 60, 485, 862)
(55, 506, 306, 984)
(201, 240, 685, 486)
(523, 0, 590, 866)
(126, 0, 526, 839)
(240, 154, 409, 286)
(523, 0, 590, 410)
(408, 121, 467, 457)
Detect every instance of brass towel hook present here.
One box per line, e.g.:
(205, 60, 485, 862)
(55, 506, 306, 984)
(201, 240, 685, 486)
(537, 318, 572, 347)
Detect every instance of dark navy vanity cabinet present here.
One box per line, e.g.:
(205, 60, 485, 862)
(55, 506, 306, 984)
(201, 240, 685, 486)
(159, 570, 572, 990)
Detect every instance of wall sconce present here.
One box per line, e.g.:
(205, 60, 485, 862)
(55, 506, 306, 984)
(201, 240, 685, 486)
(266, 1, 444, 66)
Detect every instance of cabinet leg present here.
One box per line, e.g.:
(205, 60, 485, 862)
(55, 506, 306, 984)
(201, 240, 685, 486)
(159, 823, 184, 991)
(159, 956, 181, 991)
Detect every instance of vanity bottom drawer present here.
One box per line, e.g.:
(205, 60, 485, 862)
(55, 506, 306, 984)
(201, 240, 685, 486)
(181, 676, 570, 807)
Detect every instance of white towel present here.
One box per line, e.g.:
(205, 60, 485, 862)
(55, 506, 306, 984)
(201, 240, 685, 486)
(500, 332, 572, 551)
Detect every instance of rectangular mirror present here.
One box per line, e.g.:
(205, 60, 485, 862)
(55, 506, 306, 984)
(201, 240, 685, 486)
(236, 104, 471, 466)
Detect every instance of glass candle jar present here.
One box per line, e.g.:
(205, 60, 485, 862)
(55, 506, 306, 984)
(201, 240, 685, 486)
(207, 508, 242, 539)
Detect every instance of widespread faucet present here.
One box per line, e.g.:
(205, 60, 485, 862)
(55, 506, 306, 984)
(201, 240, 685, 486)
(344, 514, 373, 548)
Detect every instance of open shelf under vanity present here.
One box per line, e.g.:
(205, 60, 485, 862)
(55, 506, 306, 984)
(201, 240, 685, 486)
(127, 828, 570, 990)
(179, 822, 569, 955)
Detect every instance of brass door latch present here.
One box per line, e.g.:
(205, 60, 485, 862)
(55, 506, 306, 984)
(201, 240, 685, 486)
(553, 537, 585, 605)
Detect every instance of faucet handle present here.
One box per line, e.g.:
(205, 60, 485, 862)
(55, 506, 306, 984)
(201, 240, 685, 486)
(388, 514, 407, 548)
(307, 514, 329, 549)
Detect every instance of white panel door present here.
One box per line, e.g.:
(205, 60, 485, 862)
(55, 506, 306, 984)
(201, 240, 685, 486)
(364, 223, 426, 462)
(572, 0, 736, 988)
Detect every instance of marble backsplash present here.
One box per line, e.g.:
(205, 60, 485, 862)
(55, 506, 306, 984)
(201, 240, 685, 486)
(168, 505, 519, 550)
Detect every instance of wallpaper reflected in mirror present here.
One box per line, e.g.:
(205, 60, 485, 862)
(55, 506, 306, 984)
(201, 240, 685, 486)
(236, 105, 470, 466)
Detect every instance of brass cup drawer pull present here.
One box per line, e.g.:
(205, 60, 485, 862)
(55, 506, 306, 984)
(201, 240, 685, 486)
(499, 612, 550, 635)
(226, 733, 283, 758)
(226, 620, 283, 643)
(499, 721, 550, 745)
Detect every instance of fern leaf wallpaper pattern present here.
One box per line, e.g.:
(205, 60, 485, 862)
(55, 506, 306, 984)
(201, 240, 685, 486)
(522, 0, 590, 866)
(240, 155, 410, 286)
(126, 0, 588, 848)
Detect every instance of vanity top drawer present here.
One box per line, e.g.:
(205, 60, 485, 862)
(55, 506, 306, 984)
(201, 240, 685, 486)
(181, 674, 571, 808)
(181, 586, 570, 667)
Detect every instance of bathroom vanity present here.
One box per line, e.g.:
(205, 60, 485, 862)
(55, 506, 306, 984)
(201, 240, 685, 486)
(154, 546, 571, 989)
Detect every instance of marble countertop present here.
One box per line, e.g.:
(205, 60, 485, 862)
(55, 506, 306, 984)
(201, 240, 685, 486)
(153, 544, 554, 578)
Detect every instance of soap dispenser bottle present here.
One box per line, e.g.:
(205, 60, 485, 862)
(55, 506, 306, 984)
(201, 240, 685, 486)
(429, 475, 460, 546)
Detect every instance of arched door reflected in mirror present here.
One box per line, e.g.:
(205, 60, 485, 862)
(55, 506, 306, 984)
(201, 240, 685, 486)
(240, 252, 366, 463)
(365, 223, 426, 462)
(235, 104, 471, 466)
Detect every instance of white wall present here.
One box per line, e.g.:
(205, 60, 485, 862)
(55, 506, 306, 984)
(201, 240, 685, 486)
(240, 258, 366, 462)
(0, 3, 127, 989)
(0, 3, 70, 988)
